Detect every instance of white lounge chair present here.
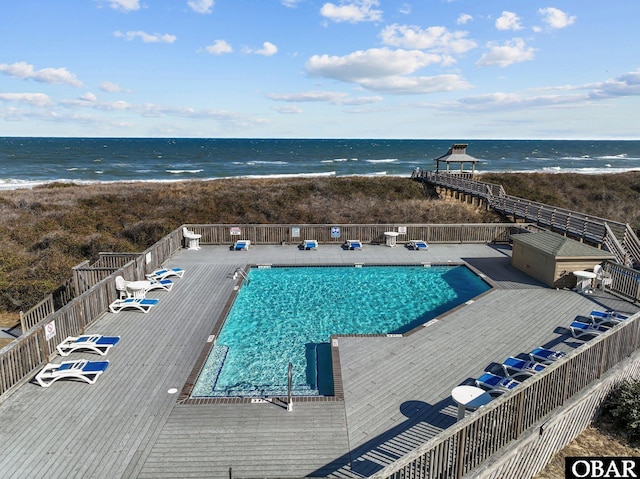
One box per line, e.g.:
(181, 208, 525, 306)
(115, 275, 172, 299)
(529, 347, 567, 364)
(57, 335, 121, 356)
(183, 226, 202, 250)
(502, 356, 546, 378)
(569, 320, 610, 340)
(589, 309, 629, 326)
(109, 298, 159, 313)
(345, 239, 362, 250)
(35, 360, 109, 387)
(303, 239, 318, 250)
(593, 264, 613, 290)
(234, 239, 251, 251)
(408, 240, 429, 250)
(145, 267, 185, 281)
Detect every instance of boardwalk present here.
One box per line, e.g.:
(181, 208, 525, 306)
(0, 243, 637, 479)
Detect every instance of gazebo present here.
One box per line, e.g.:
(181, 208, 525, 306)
(434, 144, 480, 176)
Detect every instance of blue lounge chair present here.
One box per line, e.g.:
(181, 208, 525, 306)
(502, 357, 546, 377)
(57, 335, 121, 356)
(529, 347, 567, 364)
(145, 267, 185, 281)
(234, 240, 251, 251)
(109, 298, 159, 314)
(303, 239, 318, 250)
(475, 372, 520, 394)
(345, 239, 362, 250)
(408, 240, 428, 250)
(35, 360, 109, 387)
(569, 320, 610, 340)
(589, 309, 629, 325)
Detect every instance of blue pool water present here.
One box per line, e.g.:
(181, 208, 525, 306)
(191, 265, 490, 398)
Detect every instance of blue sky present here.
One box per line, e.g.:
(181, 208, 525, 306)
(1, 0, 639, 139)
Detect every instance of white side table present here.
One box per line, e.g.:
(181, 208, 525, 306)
(451, 385, 492, 420)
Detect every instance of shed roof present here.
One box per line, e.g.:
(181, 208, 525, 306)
(511, 231, 615, 259)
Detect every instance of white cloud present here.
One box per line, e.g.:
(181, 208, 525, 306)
(281, 0, 301, 6)
(79, 92, 97, 102)
(103, 0, 140, 12)
(457, 13, 472, 25)
(255, 42, 278, 57)
(306, 48, 471, 94)
(268, 91, 382, 105)
(0, 62, 83, 87)
(307, 48, 442, 82)
(380, 24, 477, 55)
(0, 92, 53, 107)
(114, 31, 177, 43)
(476, 38, 536, 67)
(399, 3, 411, 15)
(495, 11, 523, 31)
(275, 105, 303, 114)
(538, 7, 576, 29)
(205, 40, 233, 55)
(357, 74, 471, 94)
(320, 0, 382, 23)
(588, 69, 640, 99)
(100, 81, 126, 93)
(188, 0, 214, 14)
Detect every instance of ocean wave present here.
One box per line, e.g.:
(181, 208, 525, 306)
(166, 169, 204, 174)
(479, 166, 640, 175)
(365, 159, 398, 163)
(245, 161, 289, 166)
(321, 158, 351, 163)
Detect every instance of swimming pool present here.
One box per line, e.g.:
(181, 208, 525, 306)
(191, 264, 491, 398)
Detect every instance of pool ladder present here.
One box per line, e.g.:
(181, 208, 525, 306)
(233, 267, 250, 284)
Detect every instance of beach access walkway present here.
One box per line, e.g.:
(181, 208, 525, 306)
(0, 243, 637, 479)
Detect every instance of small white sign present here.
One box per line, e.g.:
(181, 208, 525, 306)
(291, 227, 300, 238)
(44, 321, 56, 341)
(230, 227, 241, 236)
(398, 226, 407, 234)
(331, 226, 341, 238)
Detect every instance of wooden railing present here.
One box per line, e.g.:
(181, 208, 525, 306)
(413, 170, 640, 268)
(185, 223, 525, 246)
(369, 311, 640, 479)
(19, 295, 54, 333)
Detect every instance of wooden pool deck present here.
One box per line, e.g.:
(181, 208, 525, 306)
(1, 243, 638, 479)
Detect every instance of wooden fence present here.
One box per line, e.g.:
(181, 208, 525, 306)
(184, 223, 526, 246)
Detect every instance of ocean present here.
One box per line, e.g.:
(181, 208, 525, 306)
(1, 137, 640, 190)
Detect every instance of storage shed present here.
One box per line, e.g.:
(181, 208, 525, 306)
(510, 230, 615, 289)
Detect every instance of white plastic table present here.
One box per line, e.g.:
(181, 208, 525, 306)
(126, 281, 151, 299)
(384, 231, 399, 247)
(573, 271, 596, 294)
(451, 385, 492, 420)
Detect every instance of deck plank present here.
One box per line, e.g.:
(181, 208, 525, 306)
(0, 243, 637, 478)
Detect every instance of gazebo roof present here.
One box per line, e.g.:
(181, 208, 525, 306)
(433, 144, 480, 164)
